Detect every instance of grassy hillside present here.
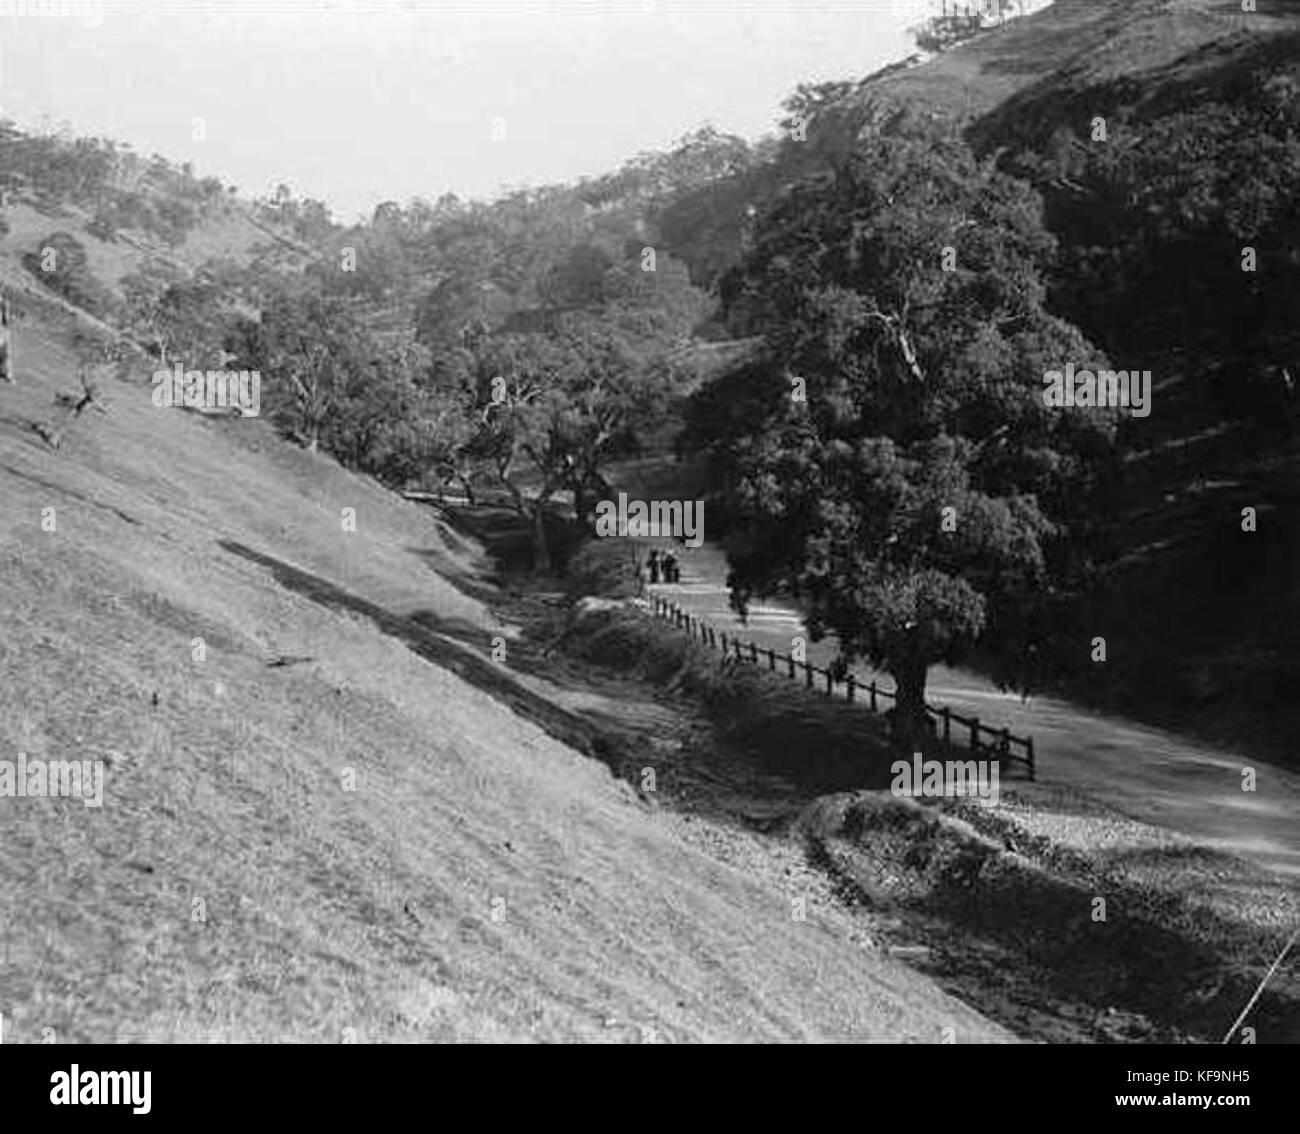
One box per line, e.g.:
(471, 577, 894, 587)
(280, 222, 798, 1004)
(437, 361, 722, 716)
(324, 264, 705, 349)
(0, 303, 1016, 1042)
(1, 200, 282, 294)
(867, 0, 1299, 118)
(3, 1, 1297, 1043)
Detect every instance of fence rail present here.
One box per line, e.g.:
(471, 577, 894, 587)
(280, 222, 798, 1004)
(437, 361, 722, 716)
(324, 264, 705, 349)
(647, 594, 1035, 779)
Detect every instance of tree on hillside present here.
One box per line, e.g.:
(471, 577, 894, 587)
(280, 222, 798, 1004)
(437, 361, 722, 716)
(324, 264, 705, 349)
(151, 196, 200, 249)
(120, 258, 187, 364)
(156, 277, 231, 366)
(1004, 73, 1300, 439)
(537, 243, 614, 313)
(448, 301, 691, 570)
(456, 331, 572, 568)
(596, 254, 712, 346)
(325, 333, 452, 484)
(414, 230, 518, 347)
(235, 286, 372, 452)
(778, 81, 859, 138)
(474, 247, 711, 566)
(688, 111, 1118, 747)
(575, 125, 751, 217)
(23, 231, 117, 319)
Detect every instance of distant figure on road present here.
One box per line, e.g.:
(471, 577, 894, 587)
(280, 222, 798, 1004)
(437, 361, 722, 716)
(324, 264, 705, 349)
(647, 549, 661, 584)
(662, 552, 679, 584)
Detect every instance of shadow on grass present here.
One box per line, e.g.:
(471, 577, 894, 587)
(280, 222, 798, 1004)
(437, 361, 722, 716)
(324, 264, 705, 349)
(436, 504, 589, 579)
(218, 540, 617, 765)
(0, 461, 141, 526)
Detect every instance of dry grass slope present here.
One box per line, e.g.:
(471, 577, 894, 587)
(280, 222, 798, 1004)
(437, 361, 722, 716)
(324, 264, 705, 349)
(0, 311, 1014, 1042)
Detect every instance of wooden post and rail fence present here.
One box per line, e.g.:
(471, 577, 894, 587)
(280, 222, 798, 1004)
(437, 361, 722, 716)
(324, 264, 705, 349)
(646, 594, 1036, 779)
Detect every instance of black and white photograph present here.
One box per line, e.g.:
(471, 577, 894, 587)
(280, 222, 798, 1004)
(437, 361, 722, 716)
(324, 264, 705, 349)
(0, 0, 1295, 1106)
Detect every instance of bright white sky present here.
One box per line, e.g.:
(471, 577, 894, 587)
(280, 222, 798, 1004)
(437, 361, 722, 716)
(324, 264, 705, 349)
(0, 0, 925, 223)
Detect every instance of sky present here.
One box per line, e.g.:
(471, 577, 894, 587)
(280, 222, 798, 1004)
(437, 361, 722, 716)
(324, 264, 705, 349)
(0, 1, 929, 223)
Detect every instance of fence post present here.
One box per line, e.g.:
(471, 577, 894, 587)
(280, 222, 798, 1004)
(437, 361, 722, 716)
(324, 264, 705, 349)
(1026, 736, 1035, 780)
(942, 707, 951, 745)
(721, 633, 728, 654)
(787, 655, 795, 679)
(1000, 727, 1011, 758)
(825, 669, 833, 696)
(734, 640, 743, 662)
(805, 663, 813, 689)
(767, 648, 775, 671)
(870, 681, 878, 712)
(847, 675, 855, 703)
(970, 716, 980, 752)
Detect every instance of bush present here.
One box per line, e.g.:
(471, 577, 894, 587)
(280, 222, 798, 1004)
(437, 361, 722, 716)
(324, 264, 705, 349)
(565, 537, 640, 598)
(22, 230, 117, 319)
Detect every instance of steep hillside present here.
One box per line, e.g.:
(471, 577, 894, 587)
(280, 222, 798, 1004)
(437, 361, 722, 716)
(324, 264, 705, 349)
(867, 0, 1298, 120)
(674, 0, 1300, 763)
(0, 199, 287, 295)
(0, 306, 1012, 1042)
(947, 0, 1300, 758)
(0, 120, 315, 351)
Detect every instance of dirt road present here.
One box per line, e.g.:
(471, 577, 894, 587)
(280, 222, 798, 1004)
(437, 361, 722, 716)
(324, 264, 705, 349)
(640, 538, 1300, 879)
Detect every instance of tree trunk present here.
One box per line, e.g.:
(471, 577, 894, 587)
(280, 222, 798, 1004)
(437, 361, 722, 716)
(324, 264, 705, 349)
(891, 657, 933, 752)
(531, 499, 551, 573)
(574, 484, 599, 528)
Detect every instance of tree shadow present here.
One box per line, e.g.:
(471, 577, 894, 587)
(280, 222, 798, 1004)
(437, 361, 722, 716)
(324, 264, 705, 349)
(0, 461, 141, 525)
(218, 540, 616, 764)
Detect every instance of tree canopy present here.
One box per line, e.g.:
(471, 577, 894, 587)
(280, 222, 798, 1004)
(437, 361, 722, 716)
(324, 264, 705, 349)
(687, 112, 1118, 741)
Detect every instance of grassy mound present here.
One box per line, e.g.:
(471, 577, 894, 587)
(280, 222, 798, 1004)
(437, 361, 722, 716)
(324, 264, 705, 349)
(803, 791, 1300, 1043)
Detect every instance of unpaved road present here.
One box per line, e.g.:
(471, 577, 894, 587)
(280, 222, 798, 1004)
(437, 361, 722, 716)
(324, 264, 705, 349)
(639, 538, 1300, 880)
